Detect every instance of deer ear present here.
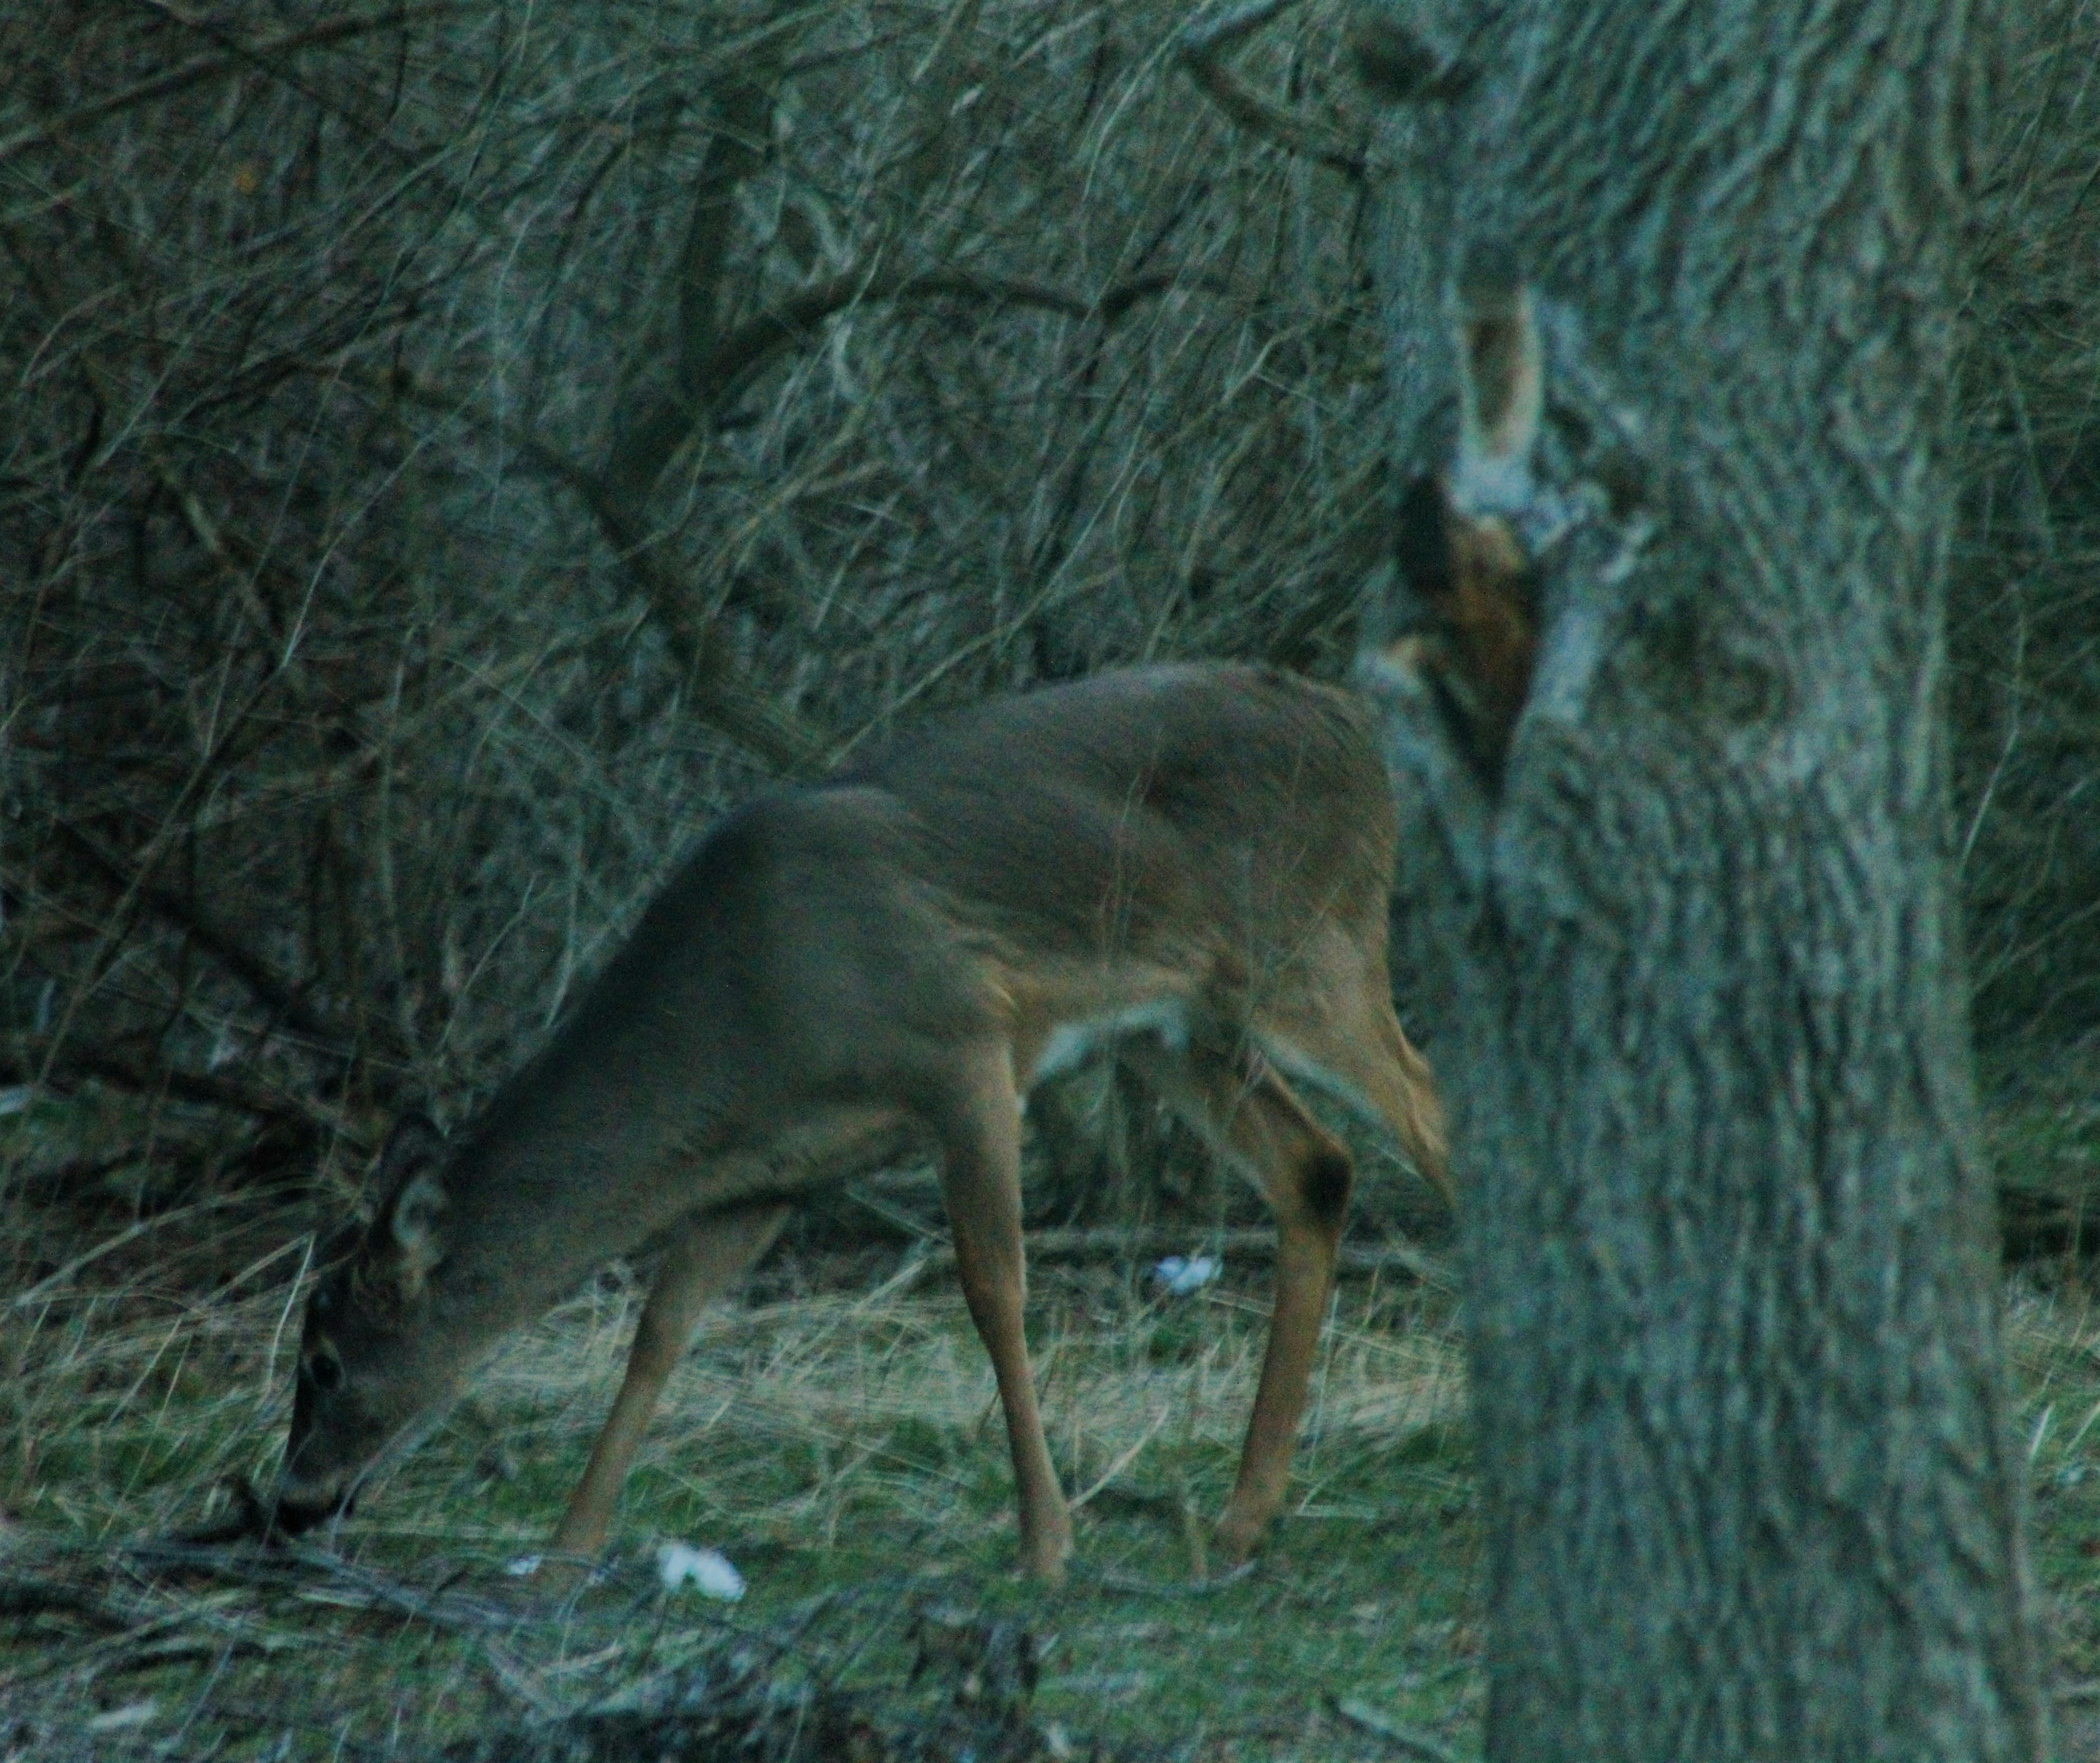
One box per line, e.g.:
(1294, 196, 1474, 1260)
(361, 1115, 449, 1300)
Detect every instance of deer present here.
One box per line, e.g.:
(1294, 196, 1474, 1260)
(274, 662, 1450, 1585)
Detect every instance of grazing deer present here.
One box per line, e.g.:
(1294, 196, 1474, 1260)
(276, 663, 1449, 1582)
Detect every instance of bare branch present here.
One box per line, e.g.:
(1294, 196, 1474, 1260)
(603, 39, 791, 511)
(51, 820, 341, 1051)
(39, 1048, 352, 1139)
(1342, 3, 1478, 104)
(698, 267, 1170, 403)
(324, 360, 829, 775)
(1177, 1, 1367, 178)
(0, 6, 461, 169)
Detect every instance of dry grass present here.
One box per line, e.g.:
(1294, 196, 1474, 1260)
(5, 1239, 311, 1545)
(2, 1218, 1478, 1760)
(4, 1081, 2095, 1757)
(450, 1252, 1466, 1556)
(12, 1191, 2100, 1758)
(2001, 1277, 2100, 1759)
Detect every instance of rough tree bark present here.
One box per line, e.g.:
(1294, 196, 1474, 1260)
(1349, 0, 2049, 1757)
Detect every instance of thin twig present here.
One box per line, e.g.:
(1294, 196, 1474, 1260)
(1328, 1693, 1466, 1762)
(0, 6, 463, 168)
(6, 1194, 258, 1311)
(52, 819, 340, 1048)
(1178, 2, 1368, 179)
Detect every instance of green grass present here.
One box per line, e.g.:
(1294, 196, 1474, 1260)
(1, 1242, 1481, 1759)
(12, 1149, 2100, 1759)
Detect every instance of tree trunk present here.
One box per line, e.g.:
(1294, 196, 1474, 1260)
(1353, 1, 2049, 1756)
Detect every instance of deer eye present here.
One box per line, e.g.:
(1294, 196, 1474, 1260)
(307, 1344, 346, 1393)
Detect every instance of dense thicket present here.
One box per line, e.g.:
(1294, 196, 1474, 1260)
(0, 0, 2093, 1204)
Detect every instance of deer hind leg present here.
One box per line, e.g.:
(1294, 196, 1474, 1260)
(1234, 914, 1451, 1210)
(1122, 1035, 1354, 1566)
(1366, 1000, 1451, 1205)
(1279, 976, 1452, 1209)
(928, 1040, 1073, 1582)
(547, 1202, 790, 1563)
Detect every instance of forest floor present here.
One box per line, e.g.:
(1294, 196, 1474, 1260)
(3, 1087, 2099, 1760)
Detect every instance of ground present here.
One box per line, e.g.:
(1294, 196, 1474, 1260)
(3, 1096, 2099, 1760)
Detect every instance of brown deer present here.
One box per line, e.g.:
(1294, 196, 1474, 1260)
(275, 663, 1448, 1583)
